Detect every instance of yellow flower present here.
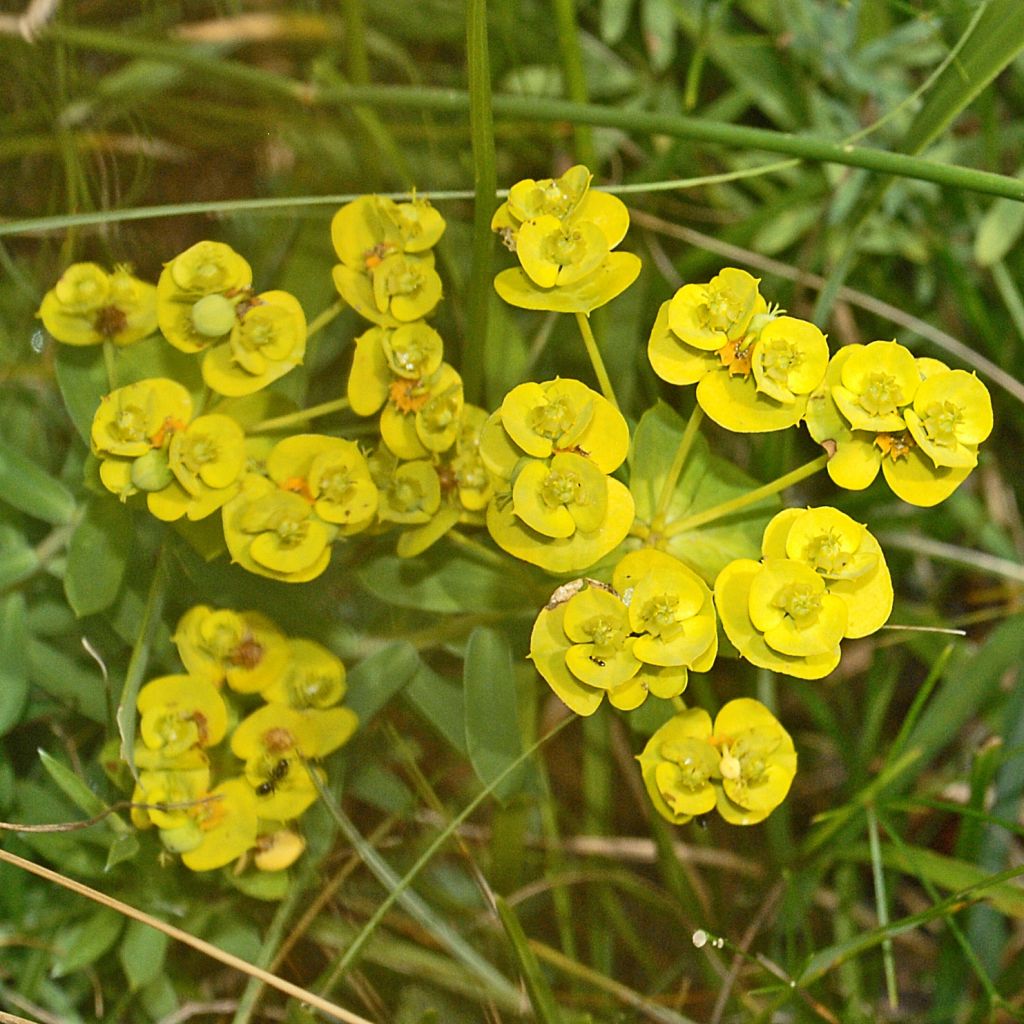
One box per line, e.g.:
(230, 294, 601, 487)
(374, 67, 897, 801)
(331, 194, 445, 270)
(231, 702, 357, 820)
(202, 290, 307, 397)
(91, 378, 193, 460)
(261, 638, 347, 709)
(489, 379, 629, 474)
(612, 549, 717, 671)
(529, 582, 642, 715)
(147, 413, 247, 522)
(648, 275, 829, 433)
(638, 699, 796, 826)
(805, 343, 993, 506)
(38, 262, 157, 347)
(156, 241, 253, 353)
(130, 762, 210, 831)
(254, 829, 307, 872)
(376, 459, 442, 524)
(333, 252, 443, 327)
(222, 475, 333, 583)
(136, 674, 229, 759)
(173, 605, 290, 693)
(761, 507, 892, 638)
(493, 166, 640, 314)
(180, 778, 259, 871)
(380, 363, 465, 460)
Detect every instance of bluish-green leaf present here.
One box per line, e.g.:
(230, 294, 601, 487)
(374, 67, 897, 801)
(55, 343, 109, 444)
(64, 496, 131, 617)
(52, 907, 124, 977)
(38, 749, 107, 817)
(0, 523, 40, 590)
(0, 435, 75, 525)
(119, 918, 169, 991)
(464, 628, 526, 803)
(0, 593, 29, 737)
(28, 637, 108, 723)
(345, 641, 420, 725)
(629, 402, 778, 583)
(404, 660, 467, 754)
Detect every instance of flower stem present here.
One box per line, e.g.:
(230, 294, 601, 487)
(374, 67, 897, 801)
(306, 298, 346, 340)
(663, 453, 828, 538)
(247, 396, 351, 434)
(650, 405, 703, 534)
(102, 340, 118, 389)
(574, 312, 619, 410)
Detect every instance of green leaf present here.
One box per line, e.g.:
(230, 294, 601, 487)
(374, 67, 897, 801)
(0, 523, 40, 590)
(0, 435, 75, 525)
(105, 831, 141, 870)
(118, 918, 169, 991)
(64, 496, 131, 617)
(629, 403, 778, 583)
(52, 907, 124, 977)
(224, 868, 291, 901)
(463, 628, 526, 803)
(345, 641, 420, 725)
(600, 0, 636, 45)
(495, 896, 566, 1024)
(38, 749, 107, 817)
(28, 637, 108, 723)
(358, 548, 525, 614)
(974, 173, 1024, 266)
(55, 343, 109, 444)
(901, 0, 1024, 156)
(404, 660, 467, 754)
(0, 593, 29, 736)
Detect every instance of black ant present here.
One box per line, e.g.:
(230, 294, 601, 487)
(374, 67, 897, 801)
(256, 759, 290, 796)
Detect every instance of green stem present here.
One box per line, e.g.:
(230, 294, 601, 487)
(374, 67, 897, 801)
(247, 396, 350, 434)
(102, 340, 118, 389)
(340, 0, 370, 85)
(867, 806, 899, 1012)
(551, 0, 596, 168)
(115, 541, 169, 779)
(36, 28, 1024, 203)
(463, 0, 497, 406)
(650, 405, 703, 534)
(663, 454, 828, 538)
(574, 312, 618, 409)
(306, 298, 345, 340)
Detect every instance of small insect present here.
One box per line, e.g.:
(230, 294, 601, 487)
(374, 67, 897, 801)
(257, 759, 290, 796)
(588, 656, 606, 667)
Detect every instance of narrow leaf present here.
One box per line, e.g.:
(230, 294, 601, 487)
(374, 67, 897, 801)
(495, 896, 566, 1024)
(119, 918, 169, 991)
(344, 641, 419, 725)
(464, 627, 526, 803)
(404, 660, 467, 754)
(0, 435, 75, 525)
(0, 593, 29, 737)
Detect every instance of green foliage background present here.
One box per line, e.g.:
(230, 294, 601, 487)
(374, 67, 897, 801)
(3, 0, 1024, 1021)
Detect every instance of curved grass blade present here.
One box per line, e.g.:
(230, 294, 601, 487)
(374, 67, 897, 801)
(495, 896, 565, 1024)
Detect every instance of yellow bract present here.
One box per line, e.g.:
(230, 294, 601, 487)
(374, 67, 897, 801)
(493, 165, 640, 314)
(38, 262, 157, 347)
(649, 271, 830, 433)
(530, 550, 717, 715)
(638, 699, 796, 826)
(137, 674, 229, 759)
(156, 241, 253, 354)
(715, 506, 892, 679)
(805, 342, 993, 506)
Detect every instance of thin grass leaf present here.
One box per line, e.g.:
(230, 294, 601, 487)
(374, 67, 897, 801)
(495, 895, 566, 1024)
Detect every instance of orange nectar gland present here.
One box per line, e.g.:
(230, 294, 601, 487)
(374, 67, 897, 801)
(94, 305, 129, 338)
(717, 337, 754, 378)
(192, 792, 228, 832)
(875, 430, 915, 461)
(364, 243, 394, 270)
(150, 416, 188, 448)
(389, 377, 431, 414)
(229, 633, 266, 669)
(280, 477, 315, 503)
(263, 726, 296, 754)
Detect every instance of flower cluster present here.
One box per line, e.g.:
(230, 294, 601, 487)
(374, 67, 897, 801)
(530, 549, 717, 714)
(715, 507, 892, 679)
(128, 605, 357, 873)
(648, 268, 830, 432)
(638, 699, 796, 826)
(38, 262, 157, 347)
(492, 165, 641, 313)
(336, 195, 495, 557)
(805, 340, 993, 506)
(480, 378, 635, 572)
